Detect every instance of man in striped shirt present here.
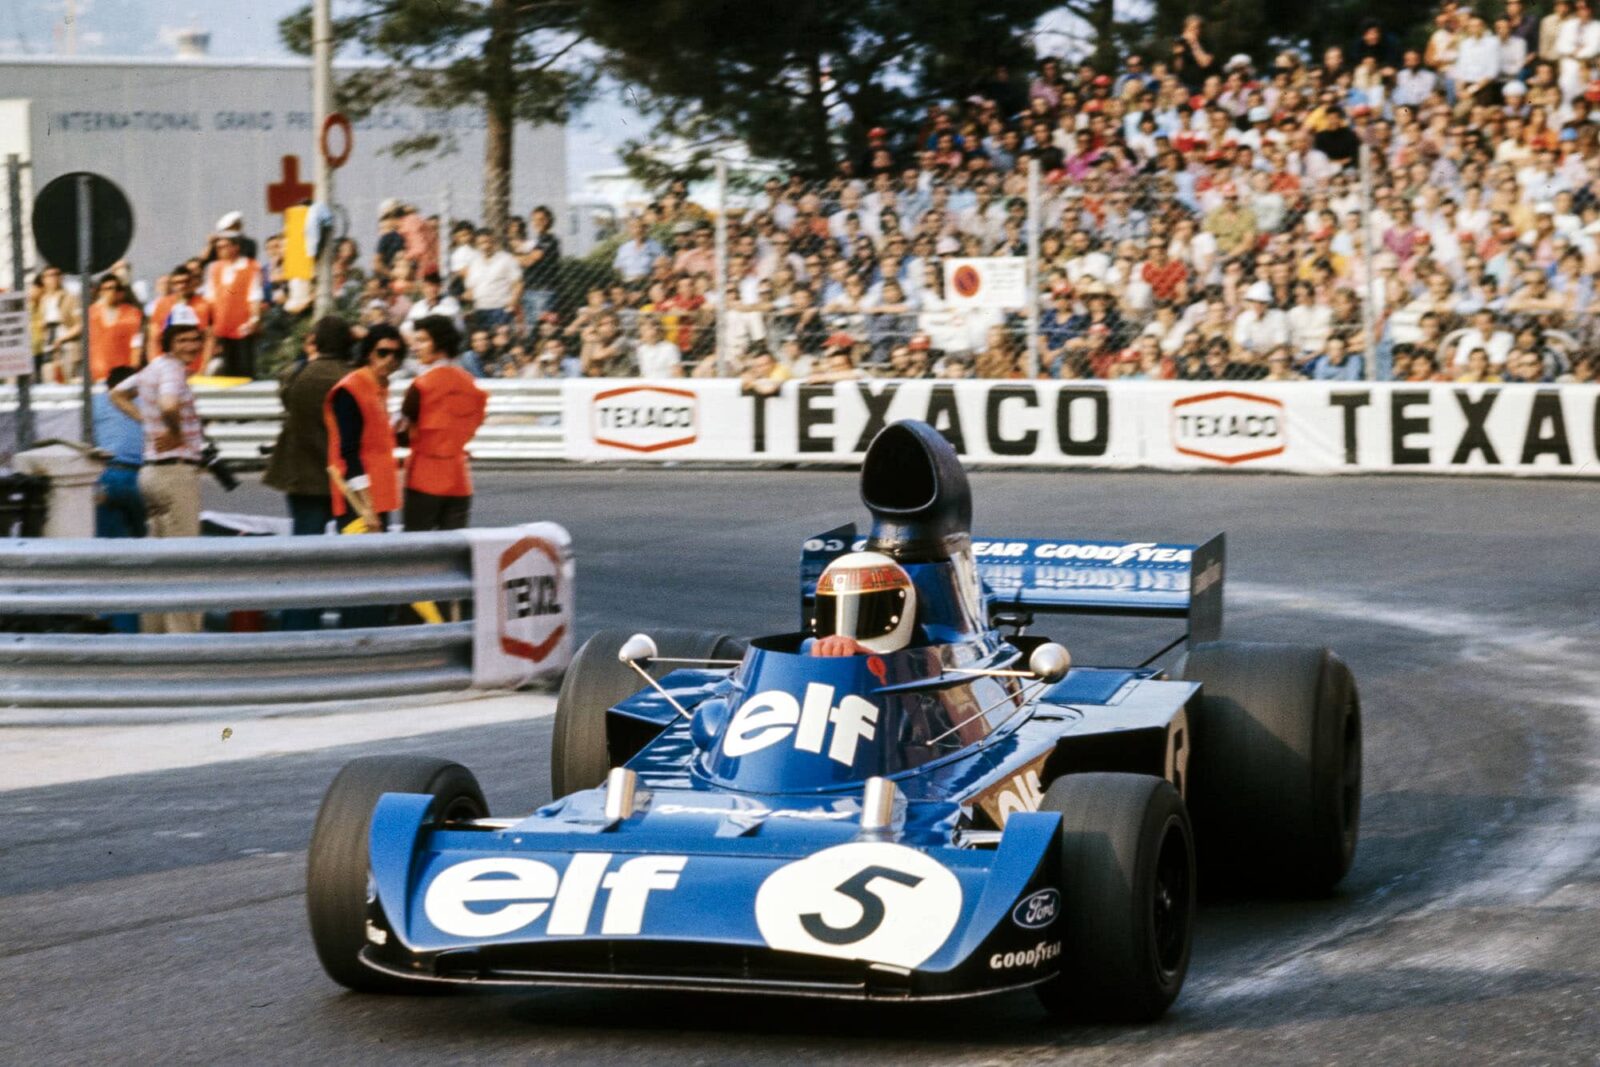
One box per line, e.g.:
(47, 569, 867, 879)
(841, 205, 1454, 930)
(112, 308, 206, 633)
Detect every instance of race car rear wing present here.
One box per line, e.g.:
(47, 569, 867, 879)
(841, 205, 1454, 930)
(800, 527, 1224, 647)
(972, 534, 1224, 645)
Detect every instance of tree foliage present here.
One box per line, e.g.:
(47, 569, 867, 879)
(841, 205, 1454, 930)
(1145, 0, 1434, 68)
(280, 0, 594, 232)
(581, 0, 1054, 179)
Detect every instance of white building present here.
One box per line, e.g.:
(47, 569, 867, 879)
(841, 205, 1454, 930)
(0, 55, 567, 289)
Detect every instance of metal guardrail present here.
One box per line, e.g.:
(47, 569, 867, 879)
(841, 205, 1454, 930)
(0, 379, 566, 464)
(0, 524, 574, 708)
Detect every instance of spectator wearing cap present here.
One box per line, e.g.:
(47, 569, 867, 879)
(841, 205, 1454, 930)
(1233, 281, 1289, 355)
(202, 229, 264, 378)
(146, 263, 214, 374)
(112, 307, 206, 632)
(890, 334, 934, 379)
(808, 334, 863, 382)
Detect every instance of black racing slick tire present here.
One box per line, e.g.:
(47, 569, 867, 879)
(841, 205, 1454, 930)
(1034, 773, 1196, 1023)
(306, 756, 487, 992)
(551, 628, 746, 799)
(1178, 641, 1362, 894)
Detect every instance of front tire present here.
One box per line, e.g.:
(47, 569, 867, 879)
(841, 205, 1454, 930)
(306, 755, 487, 992)
(551, 628, 745, 798)
(1179, 641, 1361, 894)
(1034, 773, 1196, 1023)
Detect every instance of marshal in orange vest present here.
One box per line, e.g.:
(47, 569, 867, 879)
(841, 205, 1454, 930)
(324, 367, 400, 516)
(406, 363, 488, 497)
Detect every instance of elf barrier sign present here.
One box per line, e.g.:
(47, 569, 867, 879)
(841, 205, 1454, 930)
(564, 380, 1600, 477)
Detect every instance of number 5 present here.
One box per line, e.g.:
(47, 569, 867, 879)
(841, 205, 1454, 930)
(799, 865, 923, 945)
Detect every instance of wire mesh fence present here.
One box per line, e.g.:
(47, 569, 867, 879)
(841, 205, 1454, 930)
(7, 94, 1600, 389)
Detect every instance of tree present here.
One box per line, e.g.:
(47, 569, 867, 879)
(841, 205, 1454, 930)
(581, 0, 1054, 179)
(281, 0, 594, 233)
(1147, 0, 1433, 70)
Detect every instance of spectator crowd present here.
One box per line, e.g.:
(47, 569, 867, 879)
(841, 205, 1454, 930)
(23, 1, 1600, 388)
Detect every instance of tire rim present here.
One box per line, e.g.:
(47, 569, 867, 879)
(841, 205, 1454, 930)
(1151, 818, 1192, 977)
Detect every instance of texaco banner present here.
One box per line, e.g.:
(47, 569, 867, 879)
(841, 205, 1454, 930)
(564, 379, 1600, 477)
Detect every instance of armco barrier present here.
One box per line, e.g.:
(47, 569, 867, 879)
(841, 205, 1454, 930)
(0, 380, 566, 464)
(0, 522, 574, 708)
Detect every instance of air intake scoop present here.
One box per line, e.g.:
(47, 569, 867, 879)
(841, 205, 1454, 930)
(859, 421, 972, 563)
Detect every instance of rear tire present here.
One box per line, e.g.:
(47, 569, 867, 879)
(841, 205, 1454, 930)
(306, 756, 487, 992)
(551, 628, 745, 798)
(1178, 641, 1361, 894)
(1034, 773, 1195, 1023)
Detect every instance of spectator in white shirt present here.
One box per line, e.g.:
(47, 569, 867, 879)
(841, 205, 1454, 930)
(1392, 50, 1440, 106)
(1233, 281, 1289, 354)
(1454, 14, 1502, 104)
(1496, 16, 1529, 78)
(634, 315, 683, 378)
(463, 229, 523, 330)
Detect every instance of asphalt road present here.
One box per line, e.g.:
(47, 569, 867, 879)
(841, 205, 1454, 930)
(3, 468, 1598, 1065)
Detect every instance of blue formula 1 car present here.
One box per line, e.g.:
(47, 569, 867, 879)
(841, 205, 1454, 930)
(307, 420, 1362, 1022)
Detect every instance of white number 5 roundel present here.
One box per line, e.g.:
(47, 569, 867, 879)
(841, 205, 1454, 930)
(755, 842, 962, 968)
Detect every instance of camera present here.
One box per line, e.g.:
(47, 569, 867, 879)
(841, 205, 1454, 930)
(200, 439, 239, 492)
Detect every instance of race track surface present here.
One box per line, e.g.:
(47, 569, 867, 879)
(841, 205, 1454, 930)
(3, 468, 1598, 1064)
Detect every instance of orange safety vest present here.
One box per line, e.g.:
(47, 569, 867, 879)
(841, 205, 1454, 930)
(406, 363, 488, 497)
(87, 302, 142, 383)
(324, 367, 399, 516)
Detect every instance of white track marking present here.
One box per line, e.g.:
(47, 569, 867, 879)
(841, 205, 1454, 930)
(0, 693, 555, 792)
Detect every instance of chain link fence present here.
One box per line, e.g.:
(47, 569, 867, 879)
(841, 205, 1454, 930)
(7, 106, 1600, 389)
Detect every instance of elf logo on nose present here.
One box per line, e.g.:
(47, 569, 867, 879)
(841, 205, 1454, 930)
(722, 684, 879, 766)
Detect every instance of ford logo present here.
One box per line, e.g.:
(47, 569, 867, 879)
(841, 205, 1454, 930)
(1011, 888, 1059, 929)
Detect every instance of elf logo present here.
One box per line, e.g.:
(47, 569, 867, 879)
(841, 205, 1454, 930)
(423, 853, 685, 939)
(723, 685, 879, 766)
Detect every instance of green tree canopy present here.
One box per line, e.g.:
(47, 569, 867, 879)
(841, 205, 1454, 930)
(581, 0, 1054, 179)
(281, 0, 594, 233)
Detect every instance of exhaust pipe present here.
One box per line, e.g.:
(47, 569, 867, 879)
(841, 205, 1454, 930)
(860, 421, 972, 563)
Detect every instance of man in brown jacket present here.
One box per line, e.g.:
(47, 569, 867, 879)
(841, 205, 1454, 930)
(264, 316, 354, 629)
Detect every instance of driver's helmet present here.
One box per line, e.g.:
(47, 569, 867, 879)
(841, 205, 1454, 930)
(811, 551, 917, 653)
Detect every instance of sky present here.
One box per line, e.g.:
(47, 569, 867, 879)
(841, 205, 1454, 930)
(0, 0, 636, 190)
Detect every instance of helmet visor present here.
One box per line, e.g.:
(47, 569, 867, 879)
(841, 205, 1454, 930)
(813, 588, 908, 642)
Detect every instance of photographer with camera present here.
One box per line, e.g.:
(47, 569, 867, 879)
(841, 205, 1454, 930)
(111, 305, 207, 634)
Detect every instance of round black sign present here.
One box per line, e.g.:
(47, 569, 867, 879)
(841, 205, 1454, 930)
(31, 172, 135, 275)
